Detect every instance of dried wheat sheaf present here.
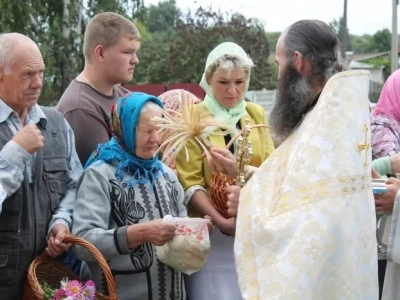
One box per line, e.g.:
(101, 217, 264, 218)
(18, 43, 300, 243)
(153, 90, 235, 166)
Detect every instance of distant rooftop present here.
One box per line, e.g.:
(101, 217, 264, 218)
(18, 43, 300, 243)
(348, 61, 384, 69)
(347, 51, 389, 62)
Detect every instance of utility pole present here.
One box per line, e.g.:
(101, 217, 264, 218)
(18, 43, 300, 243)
(391, 0, 398, 73)
(340, 0, 348, 60)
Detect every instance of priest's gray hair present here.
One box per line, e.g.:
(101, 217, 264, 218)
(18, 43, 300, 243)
(206, 54, 254, 78)
(140, 101, 162, 115)
(0, 33, 18, 75)
(283, 20, 344, 85)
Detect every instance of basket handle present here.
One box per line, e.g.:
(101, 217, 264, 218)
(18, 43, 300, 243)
(62, 235, 118, 300)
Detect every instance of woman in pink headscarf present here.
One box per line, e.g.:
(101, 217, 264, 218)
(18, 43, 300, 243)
(158, 89, 201, 169)
(159, 89, 201, 113)
(371, 69, 400, 159)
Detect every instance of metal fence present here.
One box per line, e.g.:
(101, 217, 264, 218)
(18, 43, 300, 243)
(246, 90, 276, 115)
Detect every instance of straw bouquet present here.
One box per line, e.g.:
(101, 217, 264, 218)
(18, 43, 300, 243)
(153, 90, 235, 168)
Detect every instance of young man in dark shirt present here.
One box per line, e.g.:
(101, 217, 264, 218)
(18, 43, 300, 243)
(57, 12, 141, 166)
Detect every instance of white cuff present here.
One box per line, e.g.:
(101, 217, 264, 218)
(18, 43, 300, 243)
(184, 185, 207, 206)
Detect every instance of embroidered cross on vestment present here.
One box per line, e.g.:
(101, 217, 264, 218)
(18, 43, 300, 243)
(357, 124, 370, 167)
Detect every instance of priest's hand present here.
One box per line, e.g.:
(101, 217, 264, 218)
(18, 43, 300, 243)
(209, 147, 237, 178)
(374, 177, 400, 212)
(219, 218, 236, 237)
(227, 185, 241, 217)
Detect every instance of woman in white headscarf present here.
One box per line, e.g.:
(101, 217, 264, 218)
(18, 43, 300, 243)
(175, 42, 275, 299)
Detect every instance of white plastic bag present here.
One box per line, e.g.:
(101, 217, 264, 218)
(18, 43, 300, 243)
(156, 215, 211, 275)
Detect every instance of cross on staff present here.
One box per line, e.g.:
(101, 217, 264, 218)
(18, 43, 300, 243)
(236, 119, 253, 187)
(357, 124, 370, 167)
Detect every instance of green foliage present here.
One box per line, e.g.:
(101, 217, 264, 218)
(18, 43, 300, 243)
(145, 0, 181, 33)
(1, 0, 397, 105)
(329, 16, 392, 54)
(330, 17, 350, 53)
(372, 29, 391, 52)
(369, 82, 384, 103)
(42, 282, 56, 300)
(133, 29, 174, 84)
(362, 55, 391, 79)
(0, 0, 146, 105)
(134, 21, 152, 41)
(265, 32, 280, 52)
(349, 34, 373, 53)
(329, 18, 340, 34)
(0, 0, 85, 106)
(87, 0, 145, 20)
(359, 55, 389, 103)
(265, 57, 278, 90)
(345, 30, 391, 53)
(134, 8, 272, 90)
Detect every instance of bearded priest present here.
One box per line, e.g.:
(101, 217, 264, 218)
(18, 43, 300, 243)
(209, 20, 378, 299)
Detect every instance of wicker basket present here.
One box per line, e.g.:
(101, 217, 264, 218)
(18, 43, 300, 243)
(210, 172, 235, 219)
(24, 235, 117, 300)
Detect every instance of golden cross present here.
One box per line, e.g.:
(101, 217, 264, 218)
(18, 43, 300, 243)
(235, 119, 253, 187)
(357, 124, 370, 167)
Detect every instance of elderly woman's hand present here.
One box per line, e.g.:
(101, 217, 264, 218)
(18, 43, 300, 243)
(209, 147, 237, 178)
(144, 220, 177, 246)
(204, 215, 214, 235)
(375, 177, 400, 213)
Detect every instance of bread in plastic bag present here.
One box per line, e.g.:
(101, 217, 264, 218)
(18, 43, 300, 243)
(156, 215, 211, 275)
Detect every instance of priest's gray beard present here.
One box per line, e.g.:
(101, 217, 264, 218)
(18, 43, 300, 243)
(269, 63, 313, 147)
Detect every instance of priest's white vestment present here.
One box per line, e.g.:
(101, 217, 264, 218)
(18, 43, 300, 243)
(234, 70, 378, 299)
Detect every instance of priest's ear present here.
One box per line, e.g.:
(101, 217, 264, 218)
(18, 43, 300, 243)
(292, 51, 312, 76)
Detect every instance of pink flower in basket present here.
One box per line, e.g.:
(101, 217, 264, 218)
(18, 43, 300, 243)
(82, 280, 96, 299)
(54, 288, 67, 299)
(47, 277, 95, 300)
(65, 280, 83, 297)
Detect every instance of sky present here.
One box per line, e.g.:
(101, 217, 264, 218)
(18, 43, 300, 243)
(144, 0, 396, 36)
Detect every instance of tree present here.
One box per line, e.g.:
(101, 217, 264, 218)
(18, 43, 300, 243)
(264, 32, 280, 89)
(266, 57, 279, 90)
(265, 32, 281, 53)
(350, 34, 374, 53)
(372, 29, 391, 52)
(86, 0, 146, 21)
(330, 17, 350, 53)
(363, 56, 391, 79)
(145, 0, 181, 33)
(134, 20, 152, 41)
(0, 0, 84, 105)
(348, 29, 391, 53)
(133, 30, 174, 84)
(136, 8, 272, 90)
(0, 0, 146, 105)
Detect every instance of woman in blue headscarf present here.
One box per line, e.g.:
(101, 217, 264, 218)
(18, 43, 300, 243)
(72, 92, 188, 300)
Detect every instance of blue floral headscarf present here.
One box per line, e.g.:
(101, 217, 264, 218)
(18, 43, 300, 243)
(85, 92, 166, 187)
